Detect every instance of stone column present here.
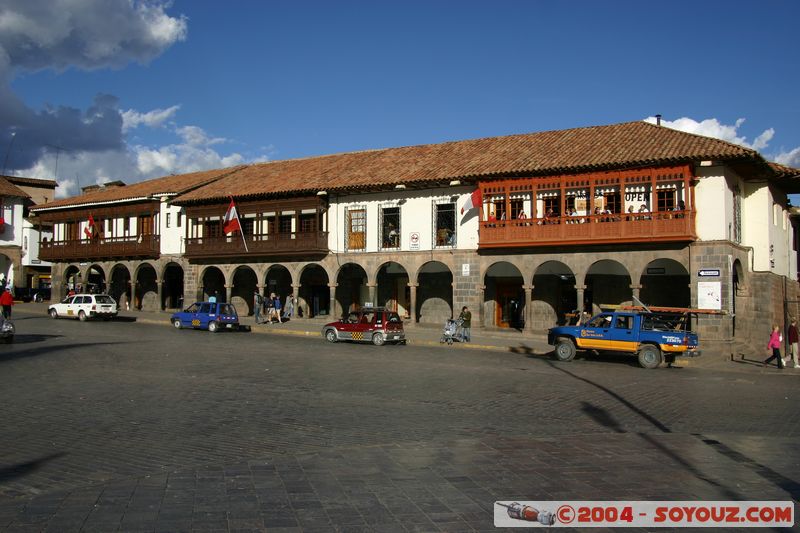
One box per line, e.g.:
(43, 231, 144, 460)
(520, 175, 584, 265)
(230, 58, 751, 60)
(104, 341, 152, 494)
(478, 285, 486, 328)
(523, 284, 534, 332)
(328, 283, 338, 318)
(630, 284, 641, 304)
(291, 283, 301, 318)
(130, 272, 138, 310)
(367, 282, 377, 307)
(156, 278, 163, 311)
(575, 284, 586, 313)
(225, 285, 232, 303)
(407, 282, 418, 324)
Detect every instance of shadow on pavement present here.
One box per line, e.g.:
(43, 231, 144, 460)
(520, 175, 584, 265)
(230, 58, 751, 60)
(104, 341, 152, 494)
(0, 341, 127, 363)
(0, 452, 66, 484)
(0, 334, 61, 345)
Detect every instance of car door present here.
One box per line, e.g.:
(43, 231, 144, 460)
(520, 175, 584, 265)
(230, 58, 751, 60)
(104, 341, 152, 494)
(578, 313, 615, 350)
(196, 303, 213, 329)
(608, 314, 636, 351)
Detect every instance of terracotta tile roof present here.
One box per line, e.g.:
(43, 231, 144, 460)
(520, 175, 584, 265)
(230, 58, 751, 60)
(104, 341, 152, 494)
(768, 161, 800, 178)
(0, 176, 31, 198)
(2, 175, 57, 188)
(175, 121, 762, 204)
(31, 166, 245, 211)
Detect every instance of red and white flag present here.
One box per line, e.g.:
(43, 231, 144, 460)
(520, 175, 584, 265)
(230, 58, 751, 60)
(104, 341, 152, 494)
(223, 198, 241, 234)
(461, 188, 482, 214)
(84, 214, 96, 238)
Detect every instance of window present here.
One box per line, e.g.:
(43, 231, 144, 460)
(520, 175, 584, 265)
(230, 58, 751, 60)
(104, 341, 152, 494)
(177, 213, 182, 228)
(656, 190, 675, 213)
(543, 197, 560, 217)
(380, 206, 400, 249)
(204, 219, 222, 237)
(510, 199, 525, 219)
(492, 199, 506, 221)
(241, 217, 254, 236)
(299, 213, 316, 233)
(603, 192, 621, 214)
(123, 217, 130, 234)
(434, 202, 456, 247)
(166, 213, 171, 228)
(347, 207, 366, 250)
(279, 215, 292, 234)
(733, 186, 742, 244)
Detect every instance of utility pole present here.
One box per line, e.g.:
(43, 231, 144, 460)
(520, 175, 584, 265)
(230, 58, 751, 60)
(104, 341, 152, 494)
(2, 132, 16, 175)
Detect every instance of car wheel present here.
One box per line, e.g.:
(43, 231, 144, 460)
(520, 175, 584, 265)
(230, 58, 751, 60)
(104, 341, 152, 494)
(325, 329, 337, 343)
(554, 338, 576, 361)
(208, 321, 219, 333)
(172, 318, 182, 329)
(78, 310, 87, 322)
(49, 308, 58, 319)
(372, 332, 385, 346)
(638, 345, 663, 369)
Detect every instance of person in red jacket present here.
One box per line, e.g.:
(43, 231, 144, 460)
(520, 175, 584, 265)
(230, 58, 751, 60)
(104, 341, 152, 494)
(0, 289, 14, 319)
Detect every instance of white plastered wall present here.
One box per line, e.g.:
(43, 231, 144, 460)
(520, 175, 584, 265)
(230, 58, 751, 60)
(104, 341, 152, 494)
(159, 198, 185, 255)
(329, 186, 480, 253)
(694, 165, 733, 241)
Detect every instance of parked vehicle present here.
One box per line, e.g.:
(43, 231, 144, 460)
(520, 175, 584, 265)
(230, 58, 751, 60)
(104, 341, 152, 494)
(322, 307, 405, 346)
(48, 294, 118, 321)
(0, 316, 14, 343)
(547, 306, 709, 369)
(171, 301, 243, 332)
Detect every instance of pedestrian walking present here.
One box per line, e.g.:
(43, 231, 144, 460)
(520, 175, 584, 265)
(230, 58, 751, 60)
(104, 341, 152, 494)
(788, 319, 800, 368)
(265, 293, 275, 323)
(253, 290, 263, 324)
(282, 291, 295, 320)
(272, 293, 282, 322)
(459, 305, 472, 342)
(0, 288, 13, 319)
(764, 325, 785, 369)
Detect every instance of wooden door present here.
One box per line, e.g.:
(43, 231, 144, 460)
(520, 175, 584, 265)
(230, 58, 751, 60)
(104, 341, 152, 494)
(348, 208, 366, 250)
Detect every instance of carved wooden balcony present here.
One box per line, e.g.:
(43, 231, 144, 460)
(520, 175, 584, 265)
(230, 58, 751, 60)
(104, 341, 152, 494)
(39, 235, 161, 261)
(184, 231, 329, 259)
(479, 211, 697, 248)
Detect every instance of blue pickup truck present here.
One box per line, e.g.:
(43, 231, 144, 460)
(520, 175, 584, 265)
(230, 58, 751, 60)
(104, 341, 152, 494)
(547, 309, 701, 369)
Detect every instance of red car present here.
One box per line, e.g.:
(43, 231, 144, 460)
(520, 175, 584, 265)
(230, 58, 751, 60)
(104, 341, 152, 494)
(322, 307, 406, 346)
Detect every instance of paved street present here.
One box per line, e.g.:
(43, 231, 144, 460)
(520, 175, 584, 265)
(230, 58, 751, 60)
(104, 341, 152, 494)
(0, 306, 798, 532)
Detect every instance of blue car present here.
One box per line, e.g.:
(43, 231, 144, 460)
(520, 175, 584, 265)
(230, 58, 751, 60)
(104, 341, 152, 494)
(171, 301, 242, 332)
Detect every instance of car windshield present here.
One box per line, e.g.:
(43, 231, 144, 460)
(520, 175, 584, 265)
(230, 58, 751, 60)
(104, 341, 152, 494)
(586, 314, 613, 328)
(94, 295, 114, 304)
(185, 303, 200, 313)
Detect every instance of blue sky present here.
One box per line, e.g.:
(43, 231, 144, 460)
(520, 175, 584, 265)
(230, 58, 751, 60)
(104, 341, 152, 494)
(2, 0, 799, 198)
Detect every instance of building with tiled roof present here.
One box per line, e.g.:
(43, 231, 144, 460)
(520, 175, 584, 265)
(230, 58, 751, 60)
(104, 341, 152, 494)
(0, 175, 58, 298)
(29, 120, 800, 357)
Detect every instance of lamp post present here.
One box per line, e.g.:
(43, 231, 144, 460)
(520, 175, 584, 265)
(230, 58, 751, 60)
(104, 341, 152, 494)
(2, 132, 16, 175)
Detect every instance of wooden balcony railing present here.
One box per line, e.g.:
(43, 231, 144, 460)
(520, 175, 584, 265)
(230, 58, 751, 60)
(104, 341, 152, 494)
(38, 235, 161, 261)
(479, 211, 696, 248)
(184, 231, 329, 259)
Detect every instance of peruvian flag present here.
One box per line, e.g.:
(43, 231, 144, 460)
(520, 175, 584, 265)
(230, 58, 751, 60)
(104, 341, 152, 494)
(84, 213, 96, 238)
(223, 198, 242, 234)
(461, 188, 482, 214)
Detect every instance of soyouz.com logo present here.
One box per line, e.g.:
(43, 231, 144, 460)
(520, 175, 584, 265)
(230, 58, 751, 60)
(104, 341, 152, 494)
(494, 501, 794, 528)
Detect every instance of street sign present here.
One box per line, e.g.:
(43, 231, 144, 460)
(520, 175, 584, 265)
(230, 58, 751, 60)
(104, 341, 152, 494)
(698, 269, 721, 277)
(409, 232, 420, 250)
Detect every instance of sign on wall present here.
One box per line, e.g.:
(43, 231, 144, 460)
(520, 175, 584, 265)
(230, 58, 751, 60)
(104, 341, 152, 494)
(462, 263, 470, 276)
(409, 232, 420, 250)
(697, 281, 722, 310)
(698, 269, 721, 277)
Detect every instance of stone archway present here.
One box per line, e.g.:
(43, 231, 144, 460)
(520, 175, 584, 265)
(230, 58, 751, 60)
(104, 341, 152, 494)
(533, 261, 576, 328)
(86, 264, 107, 294)
(135, 263, 158, 311)
(200, 267, 226, 302)
(62, 265, 81, 300)
(416, 261, 453, 324)
(265, 265, 292, 310)
(162, 262, 184, 310)
(109, 264, 131, 310)
(640, 258, 690, 308)
(232, 266, 258, 315)
(299, 264, 329, 318)
(584, 260, 632, 314)
(335, 263, 368, 319)
(484, 261, 524, 329)
(376, 261, 410, 317)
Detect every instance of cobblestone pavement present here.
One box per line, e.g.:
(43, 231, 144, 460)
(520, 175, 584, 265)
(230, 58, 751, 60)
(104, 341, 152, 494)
(0, 307, 797, 532)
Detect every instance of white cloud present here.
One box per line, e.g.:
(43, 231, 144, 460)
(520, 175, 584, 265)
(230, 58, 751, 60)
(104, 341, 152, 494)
(122, 105, 180, 132)
(643, 116, 775, 151)
(775, 147, 800, 168)
(176, 125, 226, 147)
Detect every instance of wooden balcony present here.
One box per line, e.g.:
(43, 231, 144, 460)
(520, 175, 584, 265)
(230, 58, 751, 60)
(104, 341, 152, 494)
(184, 231, 329, 259)
(39, 235, 161, 262)
(479, 211, 697, 248)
